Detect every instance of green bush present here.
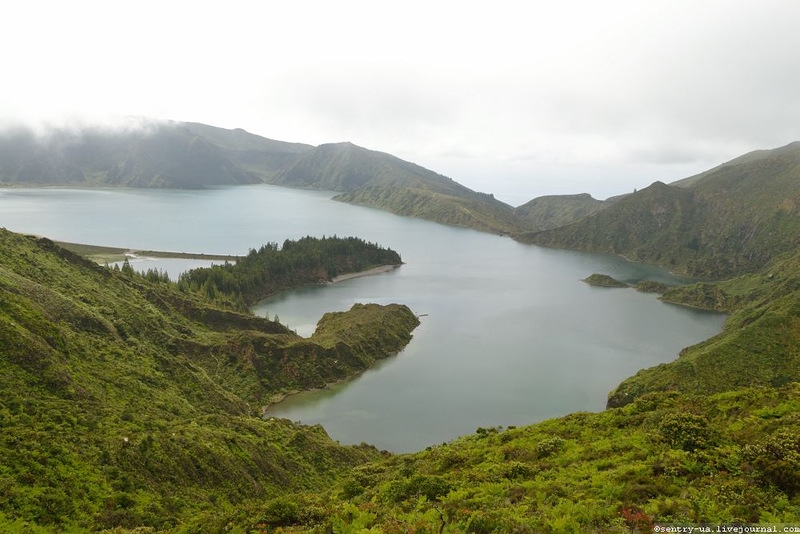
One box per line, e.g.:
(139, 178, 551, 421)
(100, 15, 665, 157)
(258, 498, 301, 527)
(745, 429, 800, 496)
(658, 412, 717, 452)
(535, 436, 566, 458)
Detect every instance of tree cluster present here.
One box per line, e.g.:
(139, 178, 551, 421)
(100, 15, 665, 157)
(177, 235, 401, 307)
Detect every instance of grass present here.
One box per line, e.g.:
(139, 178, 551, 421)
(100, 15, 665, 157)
(216, 385, 800, 532)
(54, 240, 241, 264)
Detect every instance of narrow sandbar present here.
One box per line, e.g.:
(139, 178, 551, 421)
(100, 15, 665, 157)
(330, 264, 400, 283)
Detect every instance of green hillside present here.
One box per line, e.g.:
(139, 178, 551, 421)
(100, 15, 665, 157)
(335, 185, 521, 235)
(268, 142, 522, 234)
(519, 142, 800, 279)
(237, 384, 798, 532)
(4, 221, 800, 532)
(0, 229, 419, 531)
(514, 193, 608, 231)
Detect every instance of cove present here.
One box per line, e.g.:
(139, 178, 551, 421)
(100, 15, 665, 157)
(257, 236, 725, 452)
(0, 185, 727, 452)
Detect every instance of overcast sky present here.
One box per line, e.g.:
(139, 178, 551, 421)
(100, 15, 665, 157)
(3, 0, 800, 204)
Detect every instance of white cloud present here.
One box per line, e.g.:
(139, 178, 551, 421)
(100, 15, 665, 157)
(3, 0, 800, 202)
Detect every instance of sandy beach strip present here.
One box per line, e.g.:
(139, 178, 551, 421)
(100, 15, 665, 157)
(331, 264, 400, 283)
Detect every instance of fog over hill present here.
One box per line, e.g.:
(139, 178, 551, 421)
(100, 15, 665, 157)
(0, 120, 533, 234)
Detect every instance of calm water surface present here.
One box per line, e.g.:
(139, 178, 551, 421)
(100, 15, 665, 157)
(0, 186, 726, 452)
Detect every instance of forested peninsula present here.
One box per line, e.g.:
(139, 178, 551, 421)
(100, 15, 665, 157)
(176, 235, 402, 308)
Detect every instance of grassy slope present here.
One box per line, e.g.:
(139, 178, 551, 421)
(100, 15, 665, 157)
(514, 193, 608, 232)
(218, 385, 800, 532)
(335, 185, 522, 235)
(269, 141, 524, 234)
(0, 229, 419, 531)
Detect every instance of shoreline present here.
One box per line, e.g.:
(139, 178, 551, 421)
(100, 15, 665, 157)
(261, 349, 403, 416)
(330, 264, 401, 283)
(53, 239, 241, 264)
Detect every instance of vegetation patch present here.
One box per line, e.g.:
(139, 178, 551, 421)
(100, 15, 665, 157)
(178, 235, 401, 308)
(220, 386, 800, 532)
(0, 229, 417, 531)
(582, 273, 629, 287)
(634, 280, 670, 293)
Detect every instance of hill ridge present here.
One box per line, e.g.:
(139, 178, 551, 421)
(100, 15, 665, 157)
(519, 141, 800, 278)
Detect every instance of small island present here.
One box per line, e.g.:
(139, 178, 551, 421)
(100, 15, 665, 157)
(582, 273, 629, 288)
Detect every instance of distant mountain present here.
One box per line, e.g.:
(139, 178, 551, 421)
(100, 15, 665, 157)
(268, 141, 456, 192)
(15, 121, 799, 251)
(518, 142, 800, 278)
(262, 140, 612, 233)
(0, 122, 528, 234)
(179, 122, 312, 179)
(514, 192, 608, 231)
(266, 141, 521, 233)
(670, 141, 800, 189)
(0, 123, 280, 187)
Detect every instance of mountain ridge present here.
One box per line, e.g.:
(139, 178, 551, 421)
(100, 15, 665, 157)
(519, 141, 800, 279)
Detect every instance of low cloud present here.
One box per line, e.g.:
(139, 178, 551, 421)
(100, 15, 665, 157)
(0, 115, 167, 143)
(3, 1, 800, 200)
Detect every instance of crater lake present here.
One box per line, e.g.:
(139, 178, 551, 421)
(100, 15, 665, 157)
(0, 185, 726, 452)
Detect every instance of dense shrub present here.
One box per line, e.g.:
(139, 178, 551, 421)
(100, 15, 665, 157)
(658, 412, 717, 452)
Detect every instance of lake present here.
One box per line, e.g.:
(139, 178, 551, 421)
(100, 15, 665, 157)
(0, 185, 726, 452)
